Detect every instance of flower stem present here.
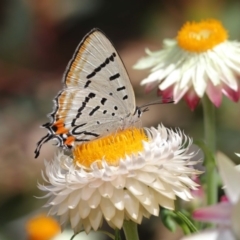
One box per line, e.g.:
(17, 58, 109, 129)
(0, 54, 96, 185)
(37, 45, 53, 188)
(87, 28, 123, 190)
(202, 96, 217, 205)
(123, 221, 139, 240)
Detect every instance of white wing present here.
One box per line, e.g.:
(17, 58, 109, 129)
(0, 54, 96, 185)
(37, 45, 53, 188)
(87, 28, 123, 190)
(35, 28, 137, 157)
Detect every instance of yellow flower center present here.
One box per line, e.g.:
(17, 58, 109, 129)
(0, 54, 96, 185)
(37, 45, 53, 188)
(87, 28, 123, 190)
(26, 214, 61, 240)
(73, 127, 148, 168)
(177, 19, 228, 52)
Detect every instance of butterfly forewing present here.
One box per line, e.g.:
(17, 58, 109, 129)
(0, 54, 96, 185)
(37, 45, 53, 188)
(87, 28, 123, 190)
(64, 29, 135, 110)
(35, 28, 138, 158)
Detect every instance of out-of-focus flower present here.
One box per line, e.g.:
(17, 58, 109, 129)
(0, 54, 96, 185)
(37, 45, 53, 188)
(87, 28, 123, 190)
(185, 176, 205, 210)
(26, 214, 61, 240)
(134, 19, 240, 110)
(39, 125, 200, 233)
(181, 152, 240, 240)
(51, 230, 105, 240)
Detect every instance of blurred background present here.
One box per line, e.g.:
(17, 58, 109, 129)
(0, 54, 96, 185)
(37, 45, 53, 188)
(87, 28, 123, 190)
(1, 0, 240, 239)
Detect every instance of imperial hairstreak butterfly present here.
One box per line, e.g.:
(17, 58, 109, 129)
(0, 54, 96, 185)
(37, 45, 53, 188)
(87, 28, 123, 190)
(35, 28, 143, 158)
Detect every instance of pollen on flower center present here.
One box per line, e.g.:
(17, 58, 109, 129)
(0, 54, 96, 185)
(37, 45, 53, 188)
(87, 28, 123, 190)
(177, 19, 228, 52)
(73, 128, 148, 168)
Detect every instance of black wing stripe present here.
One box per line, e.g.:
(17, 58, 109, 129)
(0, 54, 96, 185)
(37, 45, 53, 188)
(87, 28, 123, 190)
(117, 86, 126, 91)
(86, 53, 116, 79)
(109, 73, 120, 81)
(89, 106, 100, 116)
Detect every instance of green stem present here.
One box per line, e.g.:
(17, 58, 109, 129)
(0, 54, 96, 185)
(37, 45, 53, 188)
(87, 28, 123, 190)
(202, 96, 217, 205)
(123, 221, 139, 240)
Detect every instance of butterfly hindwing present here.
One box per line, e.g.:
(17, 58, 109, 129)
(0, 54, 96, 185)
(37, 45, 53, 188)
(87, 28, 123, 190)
(35, 28, 138, 158)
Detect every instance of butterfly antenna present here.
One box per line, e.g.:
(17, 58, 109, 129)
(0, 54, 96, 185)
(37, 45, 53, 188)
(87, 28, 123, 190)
(142, 107, 149, 113)
(139, 98, 174, 110)
(34, 133, 52, 158)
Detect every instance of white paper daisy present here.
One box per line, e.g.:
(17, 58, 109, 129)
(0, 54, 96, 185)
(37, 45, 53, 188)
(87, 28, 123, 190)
(39, 125, 200, 233)
(134, 19, 240, 110)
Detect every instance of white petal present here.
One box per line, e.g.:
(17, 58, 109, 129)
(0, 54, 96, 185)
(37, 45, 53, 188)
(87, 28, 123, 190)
(89, 208, 102, 231)
(134, 192, 151, 206)
(140, 70, 163, 85)
(70, 208, 80, 228)
(50, 194, 68, 205)
(216, 152, 240, 203)
(79, 200, 91, 219)
(231, 198, 240, 239)
(154, 191, 175, 210)
(124, 191, 139, 220)
(162, 39, 177, 47)
(181, 229, 235, 240)
(135, 171, 155, 184)
(68, 190, 82, 209)
(88, 179, 103, 188)
(141, 195, 159, 216)
(81, 187, 95, 201)
(59, 210, 69, 226)
(110, 188, 124, 210)
(82, 218, 91, 234)
(208, 51, 238, 90)
(173, 84, 189, 102)
(217, 44, 240, 75)
(57, 199, 69, 215)
(193, 63, 207, 97)
(151, 179, 175, 199)
(126, 178, 146, 196)
(108, 209, 124, 229)
(100, 198, 116, 220)
(98, 181, 114, 198)
(88, 190, 101, 208)
(173, 186, 192, 201)
(140, 205, 151, 218)
(111, 174, 126, 189)
(133, 54, 160, 69)
(179, 68, 192, 89)
(205, 57, 221, 86)
(160, 69, 180, 89)
(48, 205, 59, 215)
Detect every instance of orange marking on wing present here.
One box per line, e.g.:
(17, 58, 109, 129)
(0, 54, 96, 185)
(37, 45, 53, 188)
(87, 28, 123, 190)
(58, 92, 67, 105)
(52, 120, 69, 134)
(57, 92, 68, 117)
(56, 91, 75, 119)
(54, 119, 64, 127)
(64, 136, 75, 145)
(65, 37, 92, 86)
(56, 126, 68, 134)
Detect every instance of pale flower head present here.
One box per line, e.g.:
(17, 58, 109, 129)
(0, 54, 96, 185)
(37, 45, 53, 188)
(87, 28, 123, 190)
(134, 19, 240, 110)
(39, 125, 200, 233)
(181, 152, 240, 240)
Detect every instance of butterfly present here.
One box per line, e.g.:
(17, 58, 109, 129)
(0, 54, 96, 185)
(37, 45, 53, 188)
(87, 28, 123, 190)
(35, 28, 143, 158)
